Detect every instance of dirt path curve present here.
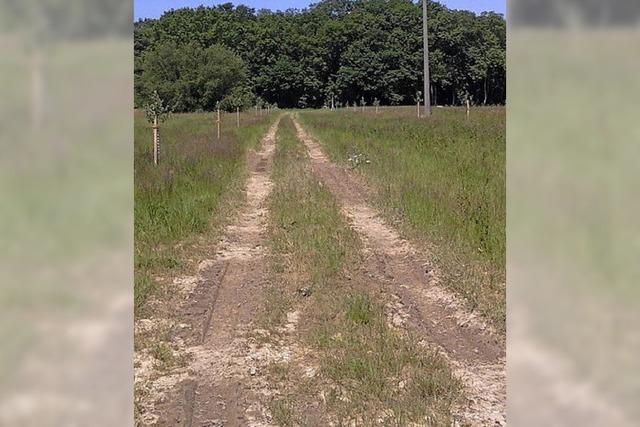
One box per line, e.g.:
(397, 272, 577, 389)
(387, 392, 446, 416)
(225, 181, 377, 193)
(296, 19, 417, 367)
(150, 118, 282, 427)
(291, 115, 506, 426)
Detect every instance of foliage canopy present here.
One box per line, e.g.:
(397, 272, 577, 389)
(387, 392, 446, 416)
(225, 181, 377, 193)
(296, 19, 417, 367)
(134, 0, 506, 110)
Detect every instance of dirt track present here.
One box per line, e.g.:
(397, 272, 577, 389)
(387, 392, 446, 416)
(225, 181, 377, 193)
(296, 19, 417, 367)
(136, 118, 281, 426)
(135, 114, 506, 426)
(291, 116, 506, 426)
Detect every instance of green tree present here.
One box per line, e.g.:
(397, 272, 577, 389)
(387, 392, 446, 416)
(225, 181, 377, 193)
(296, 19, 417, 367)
(137, 41, 247, 111)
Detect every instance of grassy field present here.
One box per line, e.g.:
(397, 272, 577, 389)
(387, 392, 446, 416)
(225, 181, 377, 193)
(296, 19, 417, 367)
(262, 116, 461, 425)
(299, 106, 506, 329)
(134, 110, 274, 314)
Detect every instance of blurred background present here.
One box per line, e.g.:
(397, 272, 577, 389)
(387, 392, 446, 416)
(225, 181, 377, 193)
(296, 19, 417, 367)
(0, 0, 638, 425)
(0, 0, 133, 425)
(508, 0, 640, 425)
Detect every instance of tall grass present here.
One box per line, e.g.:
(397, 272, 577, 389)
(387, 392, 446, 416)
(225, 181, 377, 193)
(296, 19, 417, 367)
(134, 110, 274, 314)
(299, 106, 506, 328)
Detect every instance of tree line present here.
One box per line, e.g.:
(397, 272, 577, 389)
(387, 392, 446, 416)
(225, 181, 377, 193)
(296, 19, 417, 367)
(134, 0, 506, 111)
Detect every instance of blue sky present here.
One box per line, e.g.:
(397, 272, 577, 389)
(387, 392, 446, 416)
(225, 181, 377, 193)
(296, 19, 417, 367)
(135, 0, 506, 21)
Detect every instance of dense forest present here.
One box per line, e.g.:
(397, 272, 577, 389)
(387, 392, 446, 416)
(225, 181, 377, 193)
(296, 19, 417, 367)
(134, 0, 506, 111)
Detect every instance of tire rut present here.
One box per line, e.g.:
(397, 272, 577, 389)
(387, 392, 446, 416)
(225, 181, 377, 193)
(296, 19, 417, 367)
(291, 115, 506, 426)
(148, 117, 282, 427)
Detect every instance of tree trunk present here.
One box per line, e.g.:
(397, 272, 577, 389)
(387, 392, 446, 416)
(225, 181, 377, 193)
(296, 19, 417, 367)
(483, 76, 488, 105)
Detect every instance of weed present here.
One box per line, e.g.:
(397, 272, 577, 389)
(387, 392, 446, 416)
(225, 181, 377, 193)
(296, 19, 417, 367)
(150, 341, 175, 370)
(270, 398, 296, 427)
(260, 285, 293, 330)
(134, 274, 156, 316)
(345, 293, 373, 325)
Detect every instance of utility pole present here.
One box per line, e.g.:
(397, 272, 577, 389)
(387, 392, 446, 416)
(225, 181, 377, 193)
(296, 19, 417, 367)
(423, 0, 432, 117)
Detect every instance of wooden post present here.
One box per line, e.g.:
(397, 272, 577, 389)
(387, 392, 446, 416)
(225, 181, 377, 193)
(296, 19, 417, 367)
(152, 115, 159, 165)
(466, 99, 470, 119)
(376, 105, 379, 114)
(417, 99, 420, 118)
(217, 108, 220, 139)
(236, 106, 240, 128)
